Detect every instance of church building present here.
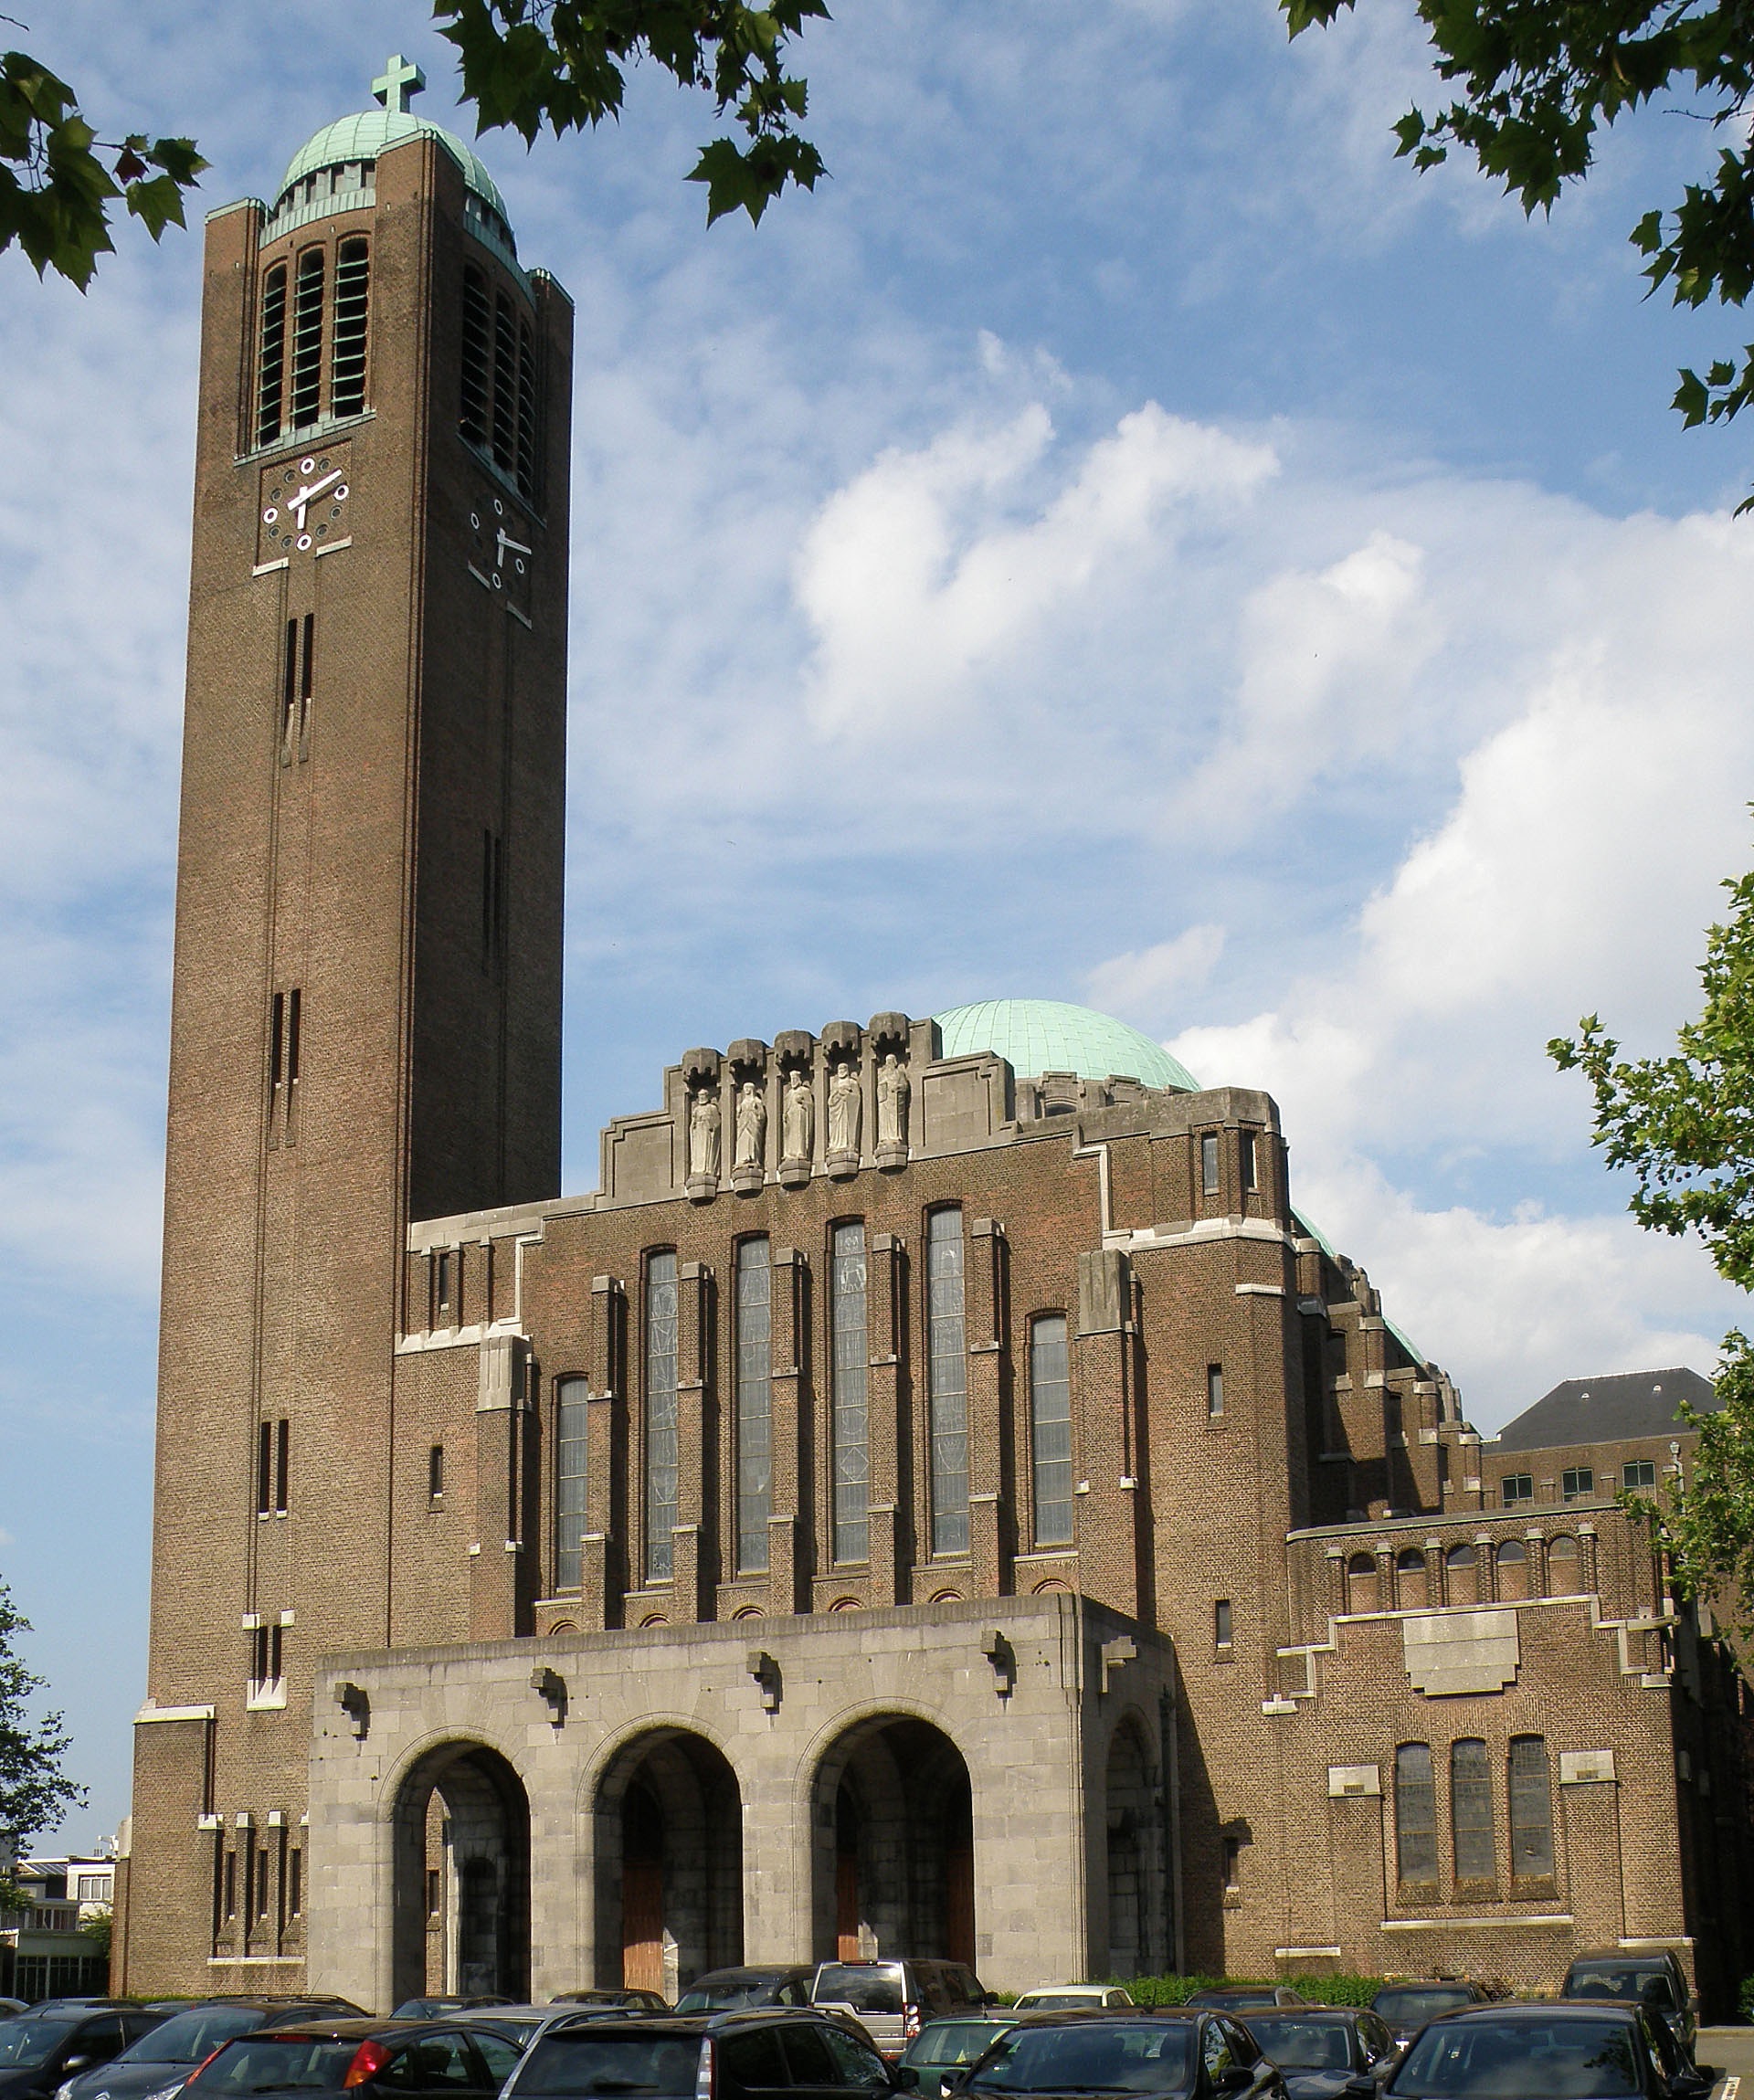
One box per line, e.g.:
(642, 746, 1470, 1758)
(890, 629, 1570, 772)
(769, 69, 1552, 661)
(113, 61, 1752, 2017)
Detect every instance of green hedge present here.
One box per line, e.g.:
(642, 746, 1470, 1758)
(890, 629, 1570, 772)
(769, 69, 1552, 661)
(1738, 1973, 1754, 2023)
(1091, 1976, 1387, 2008)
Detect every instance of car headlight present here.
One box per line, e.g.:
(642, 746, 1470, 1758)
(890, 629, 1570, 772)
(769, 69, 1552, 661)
(53, 2083, 76, 2100)
(142, 2083, 190, 2100)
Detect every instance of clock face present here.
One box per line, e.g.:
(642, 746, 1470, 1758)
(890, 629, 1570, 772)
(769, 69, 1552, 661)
(258, 444, 353, 563)
(466, 489, 534, 622)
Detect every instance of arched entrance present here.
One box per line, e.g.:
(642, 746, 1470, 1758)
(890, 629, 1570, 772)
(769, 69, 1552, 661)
(1104, 1715, 1164, 1979)
(392, 1741, 530, 2010)
(813, 1716, 975, 1967)
(593, 1730, 743, 1999)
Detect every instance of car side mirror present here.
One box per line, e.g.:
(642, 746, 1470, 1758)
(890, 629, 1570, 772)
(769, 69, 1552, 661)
(61, 2057, 93, 2074)
(891, 2069, 920, 2092)
(1213, 2073, 1253, 2095)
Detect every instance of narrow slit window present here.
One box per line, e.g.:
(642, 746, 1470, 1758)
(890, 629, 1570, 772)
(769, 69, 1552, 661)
(1451, 1738, 1496, 1882)
(274, 1418, 289, 1514)
(927, 1208, 969, 1557)
(1394, 1742, 1438, 1888)
(1029, 1314, 1072, 1547)
(491, 292, 517, 470)
(330, 237, 369, 417)
(291, 248, 326, 429)
(644, 1253, 680, 1581)
(1200, 1132, 1220, 1195)
(831, 1223, 869, 1566)
(255, 1847, 270, 1920)
(1240, 1130, 1257, 1192)
(1508, 1736, 1554, 1879)
(258, 264, 288, 447)
(285, 989, 301, 1091)
(460, 267, 491, 443)
(287, 1847, 302, 1918)
(298, 613, 313, 744)
(435, 1249, 452, 1312)
(736, 1240, 773, 1573)
(1207, 1363, 1224, 1418)
(425, 1867, 440, 1918)
(554, 1377, 588, 1589)
(428, 1442, 446, 1502)
(269, 991, 285, 1102)
(1214, 1599, 1232, 1648)
(224, 1851, 237, 1919)
(515, 318, 538, 499)
(257, 1420, 273, 1515)
(280, 619, 298, 753)
(481, 829, 504, 969)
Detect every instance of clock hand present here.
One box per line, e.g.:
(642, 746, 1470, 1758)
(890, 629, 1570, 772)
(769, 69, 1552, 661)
(289, 468, 343, 525)
(494, 528, 533, 569)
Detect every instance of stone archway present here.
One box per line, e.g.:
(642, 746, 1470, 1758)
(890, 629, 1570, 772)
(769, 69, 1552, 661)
(592, 1730, 743, 1999)
(812, 1715, 974, 1968)
(1104, 1715, 1164, 1979)
(391, 1741, 530, 2010)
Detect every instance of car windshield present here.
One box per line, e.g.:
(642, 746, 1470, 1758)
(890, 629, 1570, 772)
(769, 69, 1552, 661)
(1245, 2020, 1356, 2072)
(1568, 1970, 1675, 2010)
(967, 2025, 1194, 2095)
(1376, 1991, 1475, 2028)
(905, 2024, 1014, 2069)
(122, 2010, 275, 2065)
(516, 2033, 705, 2097)
(1018, 1999, 1101, 2013)
(815, 1969, 904, 2015)
(0, 2021, 81, 2069)
(674, 1982, 770, 2012)
(1394, 2018, 1641, 2097)
(185, 2038, 367, 2095)
(1194, 1995, 1277, 2010)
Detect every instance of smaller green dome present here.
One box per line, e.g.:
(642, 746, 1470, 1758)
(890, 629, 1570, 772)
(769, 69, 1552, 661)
(934, 999, 1199, 1092)
(279, 107, 510, 225)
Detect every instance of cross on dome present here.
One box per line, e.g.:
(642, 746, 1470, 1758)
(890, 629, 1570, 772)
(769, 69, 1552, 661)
(372, 53, 426, 116)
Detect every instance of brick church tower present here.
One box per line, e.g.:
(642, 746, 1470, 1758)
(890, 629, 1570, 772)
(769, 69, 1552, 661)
(120, 58, 572, 1993)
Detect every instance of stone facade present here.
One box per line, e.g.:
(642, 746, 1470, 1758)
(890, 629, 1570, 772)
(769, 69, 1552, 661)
(117, 70, 1753, 2021)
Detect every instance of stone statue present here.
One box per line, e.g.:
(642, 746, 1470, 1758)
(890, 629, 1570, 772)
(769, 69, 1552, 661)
(688, 1087, 721, 1179)
(877, 1052, 910, 1146)
(735, 1080, 766, 1169)
(828, 1061, 861, 1156)
(783, 1068, 815, 1161)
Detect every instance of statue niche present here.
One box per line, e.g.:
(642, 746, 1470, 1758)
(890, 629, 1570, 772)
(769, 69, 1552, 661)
(735, 1081, 767, 1172)
(782, 1069, 815, 1164)
(876, 1052, 911, 1153)
(827, 1061, 861, 1177)
(688, 1087, 722, 1183)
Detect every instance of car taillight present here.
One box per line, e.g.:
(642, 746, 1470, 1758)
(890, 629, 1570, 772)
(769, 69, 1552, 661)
(903, 2006, 922, 2042)
(186, 2047, 228, 2086)
(694, 2039, 714, 2100)
(344, 2043, 393, 2089)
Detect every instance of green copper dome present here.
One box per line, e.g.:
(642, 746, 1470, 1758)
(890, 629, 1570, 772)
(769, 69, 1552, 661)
(934, 999, 1198, 1092)
(279, 108, 510, 223)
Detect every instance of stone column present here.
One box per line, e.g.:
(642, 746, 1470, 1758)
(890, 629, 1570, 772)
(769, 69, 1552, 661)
(1425, 1536, 1446, 1609)
(1578, 1522, 1600, 1597)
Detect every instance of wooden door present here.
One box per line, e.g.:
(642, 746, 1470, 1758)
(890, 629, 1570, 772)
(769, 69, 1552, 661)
(622, 1859, 665, 1995)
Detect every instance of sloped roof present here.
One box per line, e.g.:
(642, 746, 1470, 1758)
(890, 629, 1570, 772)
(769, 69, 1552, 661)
(1491, 1366, 1718, 1452)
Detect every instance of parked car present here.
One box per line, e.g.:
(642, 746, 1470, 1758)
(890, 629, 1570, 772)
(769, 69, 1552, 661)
(443, 2010, 590, 2057)
(1185, 1990, 1307, 2013)
(0, 2010, 173, 2100)
(1562, 1950, 1697, 2064)
(391, 1998, 516, 2019)
(1010, 1989, 1135, 2012)
(178, 2021, 521, 2100)
(1354, 2003, 1707, 2100)
(899, 2018, 1020, 2099)
(501, 2009, 921, 2100)
(0, 2018, 24, 2031)
(810, 1962, 989, 2060)
(548, 1991, 670, 2012)
(1239, 2010, 1400, 2098)
(952, 2009, 1285, 2099)
(1367, 1985, 1490, 2053)
(677, 1971, 817, 2014)
(56, 2000, 366, 2100)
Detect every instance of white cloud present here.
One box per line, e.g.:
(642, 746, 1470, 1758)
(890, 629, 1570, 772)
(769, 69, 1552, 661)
(1085, 925, 1227, 1027)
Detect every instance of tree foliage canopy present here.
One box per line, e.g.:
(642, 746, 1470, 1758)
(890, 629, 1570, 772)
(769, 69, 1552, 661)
(0, 1578, 86, 1904)
(1283, 2, 1754, 500)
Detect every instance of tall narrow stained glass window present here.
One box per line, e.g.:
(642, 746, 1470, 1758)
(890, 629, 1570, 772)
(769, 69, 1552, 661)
(1508, 1736, 1554, 1879)
(554, 1377, 588, 1592)
(1394, 1742, 1438, 1888)
(927, 1208, 969, 1557)
(291, 248, 325, 430)
(1030, 1314, 1072, 1546)
(736, 1240, 773, 1573)
(330, 237, 370, 417)
(1451, 1738, 1496, 1883)
(644, 1253, 680, 1582)
(831, 1223, 869, 1565)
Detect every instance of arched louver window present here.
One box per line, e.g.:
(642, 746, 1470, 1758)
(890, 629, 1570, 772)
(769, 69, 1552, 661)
(291, 248, 326, 430)
(460, 266, 491, 444)
(330, 237, 370, 417)
(516, 318, 538, 500)
(491, 290, 517, 473)
(257, 264, 288, 448)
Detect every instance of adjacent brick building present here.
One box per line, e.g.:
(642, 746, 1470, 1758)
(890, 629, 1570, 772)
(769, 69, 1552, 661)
(116, 60, 1753, 2019)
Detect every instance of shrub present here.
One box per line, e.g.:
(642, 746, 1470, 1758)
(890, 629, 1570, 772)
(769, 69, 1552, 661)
(1738, 1972, 1754, 2023)
(1101, 1975, 1386, 2008)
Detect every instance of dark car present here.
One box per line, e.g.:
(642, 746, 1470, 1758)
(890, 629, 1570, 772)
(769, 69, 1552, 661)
(501, 2009, 921, 2100)
(548, 1993, 670, 2013)
(179, 2021, 520, 2100)
(678, 1973, 817, 2015)
(954, 2010, 1285, 2099)
(58, 2001, 367, 2100)
(898, 2019, 1020, 2100)
(391, 2000, 517, 2020)
(1238, 2010, 1399, 2099)
(1562, 1952, 1697, 2064)
(1353, 2002, 1707, 2100)
(1185, 1993, 1307, 2014)
(810, 1964, 990, 2062)
(1366, 1987, 1489, 2053)
(0, 2010, 173, 2100)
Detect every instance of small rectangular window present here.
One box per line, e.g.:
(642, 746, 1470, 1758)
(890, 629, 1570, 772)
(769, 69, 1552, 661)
(298, 612, 313, 746)
(255, 1847, 270, 1920)
(428, 1443, 446, 1501)
(1622, 1459, 1656, 1491)
(1214, 1599, 1232, 1648)
(1561, 1465, 1594, 1502)
(285, 989, 301, 1089)
(274, 1417, 289, 1514)
(257, 1419, 273, 1515)
(224, 1851, 237, 1919)
(1240, 1131, 1257, 1192)
(269, 1622, 283, 1682)
(436, 1249, 452, 1311)
(1206, 1363, 1224, 1418)
(426, 1867, 441, 1919)
(1200, 1133, 1220, 1195)
(288, 1847, 302, 1918)
(1221, 1834, 1241, 1892)
(1501, 1472, 1533, 1507)
(280, 618, 298, 755)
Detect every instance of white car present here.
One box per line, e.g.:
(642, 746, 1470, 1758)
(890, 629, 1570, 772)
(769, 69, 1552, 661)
(1009, 1986, 1136, 2011)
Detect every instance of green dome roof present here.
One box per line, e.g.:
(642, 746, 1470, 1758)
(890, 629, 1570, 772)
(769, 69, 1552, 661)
(934, 999, 1198, 1092)
(280, 107, 510, 222)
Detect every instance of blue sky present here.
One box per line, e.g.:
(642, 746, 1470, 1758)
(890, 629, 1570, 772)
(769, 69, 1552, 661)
(3, 0, 1751, 1845)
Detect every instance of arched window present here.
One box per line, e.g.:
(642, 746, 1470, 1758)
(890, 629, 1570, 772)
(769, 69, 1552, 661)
(257, 264, 288, 447)
(1451, 1738, 1495, 1884)
(330, 237, 370, 417)
(1548, 1535, 1583, 1595)
(830, 1222, 869, 1566)
(1347, 1551, 1378, 1612)
(460, 266, 491, 443)
(644, 1253, 680, 1582)
(1396, 1546, 1428, 1608)
(553, 1377, 588, 1591)
(926, 1208, 969, 1557)
(1495, 1536, 1528, 1599)
(1445, 1541, 1477, 1606)
(1508, 1736, 1554, 1880)
(734, 1239, 772, 1574)
(1394, 1743, 1437, 1890)
(1030, 1314, 1072, 1546)
(291, 247, 326, 430)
